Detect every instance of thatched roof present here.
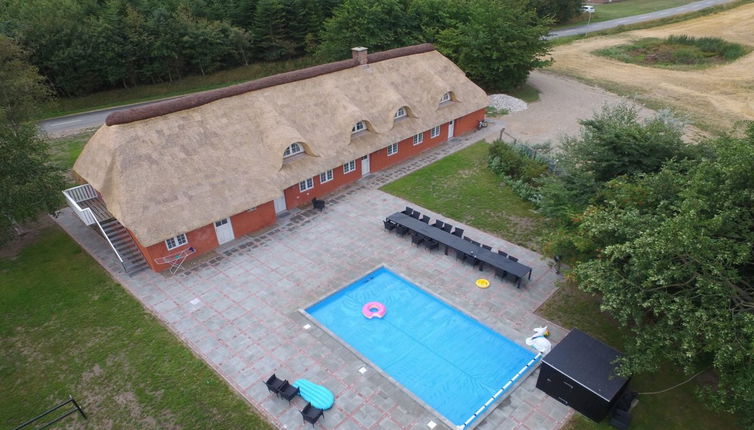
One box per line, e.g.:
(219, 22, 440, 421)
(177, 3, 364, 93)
(73, 44, 489, 247)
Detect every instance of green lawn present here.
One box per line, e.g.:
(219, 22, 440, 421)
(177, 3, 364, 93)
(0, 227, 273, 429)
(508, 83, 541, 103)
(49, 131, 93, 170)
(538, 282, 743, 430)
(380, 142, 546, 250)
(38, 57, 317, 120)
(556, 0, 698, 29)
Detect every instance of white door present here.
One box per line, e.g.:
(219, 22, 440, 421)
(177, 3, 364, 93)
(273, 195, 287, 214)
(448, 119, 455, 138)
(214, 218, 234, 245)
(361, 154, 370, 176)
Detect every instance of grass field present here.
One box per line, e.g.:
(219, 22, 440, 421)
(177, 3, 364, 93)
(549, 2, 754, 130)
(380, 142, 547, 250)
(38, 57, 317, 120)
(557, 0, 698, 29)
(0, 227, 272, 429)
(48, 131, 93, 170)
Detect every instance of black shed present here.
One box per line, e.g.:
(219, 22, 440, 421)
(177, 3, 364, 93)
(536, 329, 629, 422)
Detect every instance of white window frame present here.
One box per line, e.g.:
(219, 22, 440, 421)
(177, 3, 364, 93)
(387, 143, 398, 156)
(343, 160, 356, 174)
(440, 92, 452, 103)
(352, 121, 366, 134)
(283, 142, 304, 158)
(319, 169, 334, 184)
(413, 133, 424, 145)
(165, 233, 188, 251)
(299, 177, 314, 192)
(394, 107, 407, 119)
(431, 126, 441, 138)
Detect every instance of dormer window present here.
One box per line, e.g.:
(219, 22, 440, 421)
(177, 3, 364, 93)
(440, 92, 452, 104)
(394, 107, 407, 119)
(283, 142, 304, 158)
(352, 121, 366, 134)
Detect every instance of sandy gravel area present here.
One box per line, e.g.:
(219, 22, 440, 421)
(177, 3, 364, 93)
(548, 3, 754, 130)
(501, 71, 654, 146)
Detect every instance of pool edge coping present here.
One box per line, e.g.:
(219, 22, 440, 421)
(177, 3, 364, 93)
(298, 264, 543, 430)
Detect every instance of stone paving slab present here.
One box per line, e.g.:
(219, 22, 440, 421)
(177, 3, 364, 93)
(54, 125, 573, 430)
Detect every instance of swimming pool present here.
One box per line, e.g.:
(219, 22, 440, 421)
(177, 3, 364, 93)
(306, 267, 540, 428)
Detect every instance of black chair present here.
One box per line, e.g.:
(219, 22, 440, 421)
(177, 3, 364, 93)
(312, 198, 325, 211)
(497, 250, 508, 257)
(455, 249, 467, 262)
(301, 403, 325, 425)
(463, 236, 472, 242)
(495, 268, 508, 280)
(464, 253, 480, 267)
(264, 374, 286, 396)
(423, 238, 439, 252)
(411, 232, 425, 246)
(609, 409, 632, 430)
(420, 215, 430, 224)
(395, 225, 409, 237)
(482, 245, 492, 251)
(383, 220, 396, 232)
(402, 206, 414, 215)
(441, 223, 453, 233)
(452, 227, 464, 238)
(410, 210, 420, 219)
(278, 381, 300, 403)
(432, 220, 444, 229)
(470, 240, 481, 247)
(507, 255, 519, 262)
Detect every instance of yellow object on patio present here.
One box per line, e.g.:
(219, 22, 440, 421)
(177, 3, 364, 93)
(476, 278, 490, 289)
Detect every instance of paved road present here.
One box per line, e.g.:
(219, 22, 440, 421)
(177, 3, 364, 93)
(40, 0, 736, 136)
(549, 0, 735, 38)
(39, 97, 181, 136)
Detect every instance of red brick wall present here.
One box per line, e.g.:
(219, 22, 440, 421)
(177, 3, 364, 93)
(284, 159, 362, 209)
(230, 201, 276, 237)
(137, 202, 277, 272)
(454, 108, 486, 137)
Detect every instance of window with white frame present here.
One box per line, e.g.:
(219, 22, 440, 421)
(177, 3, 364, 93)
(352, 121, 366, 133)
(431, 125, 441, 138)
(165, 233, 188, 251)
(299, 177, 314, 192)
(394, 107, 407, 119)
(343, 160, 356, 173)
(387, 143, 398, 156)
(413, 133, 424, 145)
(283, 142, 304, 158)
(320, 169, 334, 184)
(440, 92, 452, 103)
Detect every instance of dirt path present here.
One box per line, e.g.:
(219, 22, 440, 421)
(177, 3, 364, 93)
(501, 71, 655, 146)
(548, 3, 754, 130)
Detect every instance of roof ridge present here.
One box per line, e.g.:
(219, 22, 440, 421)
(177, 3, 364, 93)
(105, 43, 435, 126)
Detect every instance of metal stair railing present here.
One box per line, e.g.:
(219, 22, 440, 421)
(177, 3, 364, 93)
(13, 395, 87, 430)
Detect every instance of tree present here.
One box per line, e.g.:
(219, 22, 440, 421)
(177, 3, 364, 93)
(436, 0, 552, 92)
(316, 0, 419, 61)
(572, 124, 754, 427)
(0, 36, 64, 244)
(530, 0, 583, 24)
(538, 104, 692, 223)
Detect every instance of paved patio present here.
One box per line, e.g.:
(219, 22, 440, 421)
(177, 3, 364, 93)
(55, 123, 573, 430)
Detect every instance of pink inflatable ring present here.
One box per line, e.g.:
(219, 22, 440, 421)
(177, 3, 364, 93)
(362, 301, 386, 319)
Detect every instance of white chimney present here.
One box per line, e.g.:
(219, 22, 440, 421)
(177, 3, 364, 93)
(351, 47, 368, 65)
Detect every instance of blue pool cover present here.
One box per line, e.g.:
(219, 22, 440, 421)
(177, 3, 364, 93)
(306, 267, 539, 427)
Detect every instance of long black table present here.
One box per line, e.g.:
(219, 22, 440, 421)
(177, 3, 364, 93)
(387, 212, 533, 286)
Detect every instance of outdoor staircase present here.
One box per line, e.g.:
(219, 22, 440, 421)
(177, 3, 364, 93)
(99, 219, 149, 275)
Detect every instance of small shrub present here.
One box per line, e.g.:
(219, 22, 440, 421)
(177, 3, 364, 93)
(488, 140, 553, 203)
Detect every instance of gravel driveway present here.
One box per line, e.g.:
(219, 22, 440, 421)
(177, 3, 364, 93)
(500, 71, 654, 147)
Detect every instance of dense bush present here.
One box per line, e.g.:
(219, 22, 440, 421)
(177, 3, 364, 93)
(488, 140, 551, 185)
(594, 34, 750, 68)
